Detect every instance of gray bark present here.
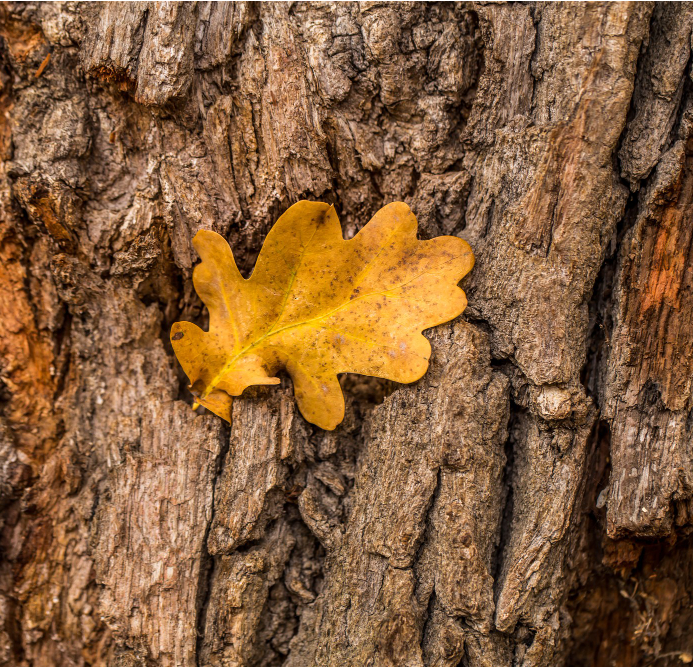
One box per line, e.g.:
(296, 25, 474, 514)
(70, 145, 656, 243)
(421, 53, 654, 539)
(0, 2, 691, 666)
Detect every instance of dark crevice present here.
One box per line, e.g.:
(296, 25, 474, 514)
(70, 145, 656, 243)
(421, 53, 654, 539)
(685, 406, 693, 435)
(491, 399, 521, 594)
(194, 422, 231, 667)
(489, 355, 514, 371)
(612, 4, 655, 183)
(130, 7, 150, 76)
(52, 310, 73, 397)
(665, 47, 693, 157)
(138, 225, 205, 405)
(461, 311, 495, 347)
(414, 464, 442, 587)
(615, 9, 693, 194)
(257, 580, 300, 666)
(273, 519, 324, 666)
(420, 589, 440, 661)
(581, 238, 616, 402)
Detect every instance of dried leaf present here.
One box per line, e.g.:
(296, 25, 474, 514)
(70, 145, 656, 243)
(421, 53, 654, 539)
(171, 202, 474, 429)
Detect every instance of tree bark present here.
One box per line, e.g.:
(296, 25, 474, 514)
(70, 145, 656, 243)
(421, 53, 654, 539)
(0, 2, 692, 666)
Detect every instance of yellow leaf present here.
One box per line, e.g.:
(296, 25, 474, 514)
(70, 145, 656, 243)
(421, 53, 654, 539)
(171, 201, 474, 430)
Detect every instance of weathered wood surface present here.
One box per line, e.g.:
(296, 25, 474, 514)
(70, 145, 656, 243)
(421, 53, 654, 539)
(0, 2, 691, 666)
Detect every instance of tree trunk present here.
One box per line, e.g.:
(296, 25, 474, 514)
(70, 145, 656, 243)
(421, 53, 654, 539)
(0, 2, 692, 666)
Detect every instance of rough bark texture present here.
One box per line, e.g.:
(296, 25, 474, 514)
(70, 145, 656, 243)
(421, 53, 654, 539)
(0, 2, 692, 666)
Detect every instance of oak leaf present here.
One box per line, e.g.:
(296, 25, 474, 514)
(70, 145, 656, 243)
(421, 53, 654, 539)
(171, 202, 474, 430)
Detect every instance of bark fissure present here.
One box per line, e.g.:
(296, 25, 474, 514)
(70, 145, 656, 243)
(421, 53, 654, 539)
(194, 424, 231, 667)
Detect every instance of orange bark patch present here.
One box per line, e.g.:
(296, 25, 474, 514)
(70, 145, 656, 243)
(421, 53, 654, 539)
(0, 34, 59, 461)
(0, 8, 47, 63)
(89, 65, 137, 92)
(0, 230, 59, 459)
(623, 157, 693, 409)
(32, 194, 75, 247)
(640, 203, 690, 313)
